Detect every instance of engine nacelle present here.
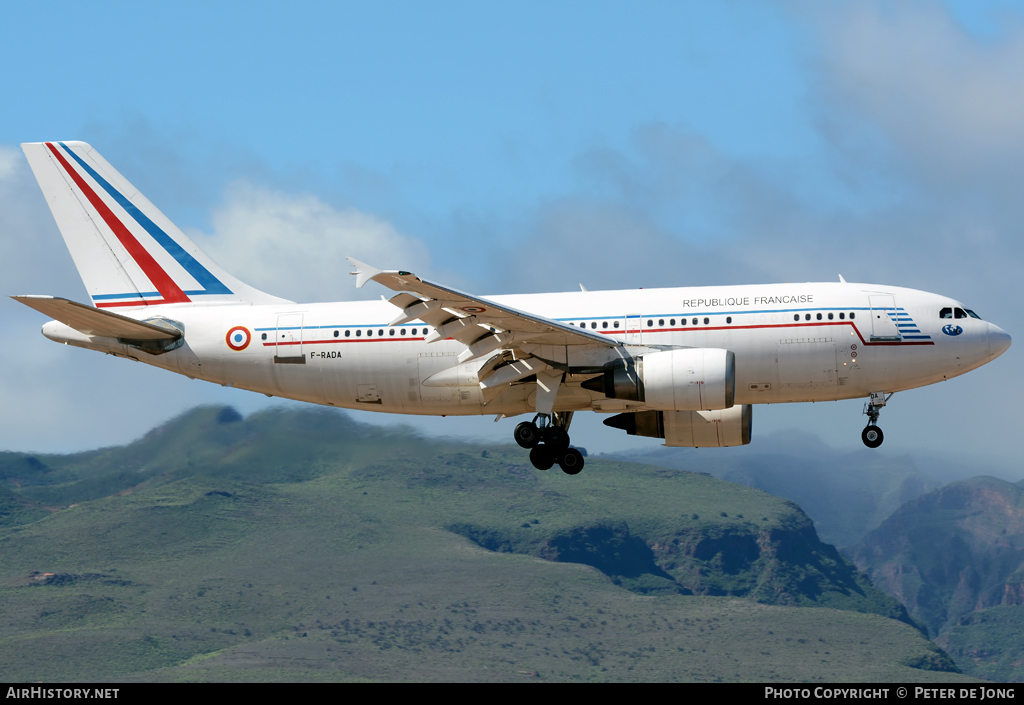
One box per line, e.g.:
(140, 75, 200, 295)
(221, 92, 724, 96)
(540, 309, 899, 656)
(582, 348, 735, 411)
(604, 405, 752, 448)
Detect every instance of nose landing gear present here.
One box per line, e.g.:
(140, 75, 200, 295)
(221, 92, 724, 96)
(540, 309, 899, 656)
(861, 392, 892, 448)
(861, 425, 884, 449)
(515, 412, 583, 474)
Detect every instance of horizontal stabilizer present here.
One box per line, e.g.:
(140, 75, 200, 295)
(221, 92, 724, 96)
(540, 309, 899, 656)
(11, 296, 181, 340)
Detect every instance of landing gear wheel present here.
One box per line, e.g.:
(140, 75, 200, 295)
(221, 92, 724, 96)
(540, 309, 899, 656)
(544, 427, 570, 451)
(558, 448, 585, 475)
(529, 444, 556, 470)
(514, 421, 541, 448)
(862, 426, 884, 449)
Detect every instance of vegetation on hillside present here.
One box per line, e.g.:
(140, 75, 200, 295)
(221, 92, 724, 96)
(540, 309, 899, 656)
(0, 406, 968, 682)
(851, 476, 1024, 682)
(608, 435, 945, 549)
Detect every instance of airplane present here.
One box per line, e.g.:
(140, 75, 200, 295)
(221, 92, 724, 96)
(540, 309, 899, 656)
(12, 141, 1012, 475)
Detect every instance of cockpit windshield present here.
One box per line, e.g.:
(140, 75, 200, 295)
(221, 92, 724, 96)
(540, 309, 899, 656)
(940, 307, 982, 320)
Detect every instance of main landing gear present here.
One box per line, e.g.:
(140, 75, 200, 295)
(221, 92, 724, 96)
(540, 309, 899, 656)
(514, 412, 584, 475)
(861, 392, 892, 449)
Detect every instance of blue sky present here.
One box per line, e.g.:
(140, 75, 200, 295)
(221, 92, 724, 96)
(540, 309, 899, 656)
(1, 1, 1022, 469)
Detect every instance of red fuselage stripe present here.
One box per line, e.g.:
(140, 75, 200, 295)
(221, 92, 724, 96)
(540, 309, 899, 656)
(264, 337, 427, 346)
(45, 143, 190, 305)
(600, 320, 934, 346)
(261, 320, 933, 348)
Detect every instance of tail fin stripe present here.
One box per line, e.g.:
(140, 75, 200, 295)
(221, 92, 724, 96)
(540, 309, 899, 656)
(92, 291, 166, 308)
(56, 142, 232, 297)
(92, 291, 161, 300)
(45, 142, 190, 305)
(98, 300, 166, 308)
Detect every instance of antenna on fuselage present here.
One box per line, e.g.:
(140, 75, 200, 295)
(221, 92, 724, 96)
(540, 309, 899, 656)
(838, 274, 847, 283)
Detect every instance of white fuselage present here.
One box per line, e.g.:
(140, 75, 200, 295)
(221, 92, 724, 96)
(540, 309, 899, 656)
(46, 281, 1010, 417)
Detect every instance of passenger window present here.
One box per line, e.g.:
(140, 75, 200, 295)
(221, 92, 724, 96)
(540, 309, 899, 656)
(839, 312, 845, 320)
(647, 319, 653, 327)
(816, 313, 822, 320)
(367, 330, 372, 337)
(805, 314, 811, 321)
(670, 318, 676, 326)
(850, 312, 855, 320)
(401, 329, 406, 335)
(793, 315, 799, 322)
(356, 330, 362, 337)
(703, 317, 709, 325)
(345, 330, 351, 337)
(591, 322, 597, 329)
(680, 318, 686, 326)
(939, 307, 952, 319)
(726, 316, 732, 324)
(333, 330, 339, 338)
(379, 329, 385, 335)
(261, 333, 267, 340)
(692, 318, 698, 325)
(659, 319, 664, 327)
(613, 321, 620, 328)
(602, 321, 608, 329)
(390, 329, 395, 336)
(954, 308, 967, 319)
(828, 313, 834, 320)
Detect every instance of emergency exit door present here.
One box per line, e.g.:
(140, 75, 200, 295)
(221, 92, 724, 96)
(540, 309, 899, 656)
(275, 314, 305, 362)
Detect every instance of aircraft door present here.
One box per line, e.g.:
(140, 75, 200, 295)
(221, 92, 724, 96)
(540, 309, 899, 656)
(625, 314, 642, 345)
(275, 314, 304, 360)
(868, 296, 901, 341)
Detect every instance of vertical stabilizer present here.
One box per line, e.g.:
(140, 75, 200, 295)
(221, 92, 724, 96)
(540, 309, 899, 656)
(21, 141, 290, 308)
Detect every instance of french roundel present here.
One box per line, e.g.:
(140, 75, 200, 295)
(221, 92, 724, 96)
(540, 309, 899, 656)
(461, 306, 487, 313)
(226, 326, 252, 351)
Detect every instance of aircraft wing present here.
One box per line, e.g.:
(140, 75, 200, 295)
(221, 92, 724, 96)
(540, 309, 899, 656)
(11, 295, 182, 341)
(347, 258, 619, 363)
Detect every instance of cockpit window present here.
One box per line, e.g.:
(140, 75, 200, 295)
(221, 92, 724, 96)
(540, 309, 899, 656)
(939, 307, 952, 319)
(965, 309, 982, 320)
(955, 308, 967, 319)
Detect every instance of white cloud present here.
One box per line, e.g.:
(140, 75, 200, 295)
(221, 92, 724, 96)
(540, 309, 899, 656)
(0, 145, 19, 181)
(812, 2, 1024, 184)
(190, 182, 432, 304)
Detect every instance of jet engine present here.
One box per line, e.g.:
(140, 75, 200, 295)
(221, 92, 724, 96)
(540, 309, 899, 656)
(581, 348, 735, 411)
(604, 405, 752, 447)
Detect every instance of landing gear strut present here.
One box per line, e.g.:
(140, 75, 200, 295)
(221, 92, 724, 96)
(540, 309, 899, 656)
(515, 412, 583, 475)
(861, 392, 891, 449)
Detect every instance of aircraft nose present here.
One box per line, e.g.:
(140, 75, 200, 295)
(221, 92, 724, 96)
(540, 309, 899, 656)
(988, 323, 1012, 359)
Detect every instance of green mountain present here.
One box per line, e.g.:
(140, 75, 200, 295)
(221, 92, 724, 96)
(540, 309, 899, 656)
(851, 476, 1024, 681)
(936, 607, 1024, 683)
(607, 433, 945, 549)
(0, 406, 970, 682)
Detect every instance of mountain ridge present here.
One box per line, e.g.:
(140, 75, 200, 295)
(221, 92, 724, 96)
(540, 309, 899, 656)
(0, 405, 969, 682)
